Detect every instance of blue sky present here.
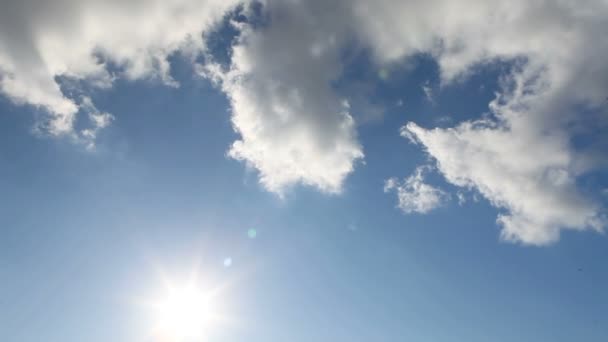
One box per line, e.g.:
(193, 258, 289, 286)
(1, 1, 608, 342)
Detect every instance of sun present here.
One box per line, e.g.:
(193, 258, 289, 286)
(139, 266, 233, 342)
(151, 282, 216, 341)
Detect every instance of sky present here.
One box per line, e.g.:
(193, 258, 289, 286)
(1, 1, 608, 341)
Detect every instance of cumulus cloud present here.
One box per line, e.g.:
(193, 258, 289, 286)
(384, 166, 449, 214)
(202, 0, 607, 206)
(403, 80, 606, 244)
(201, 1, 364, 194)
(1, 0, 607, 244)
(0, 0, 240, 139)
(353, 0, 608, 244)
(0, 0, 365, 195)
(368, 0, 608, 245)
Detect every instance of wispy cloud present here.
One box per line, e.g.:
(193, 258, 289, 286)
(422, 81, 435, 104)
(78, 97, 114, 150)
(384, 166, 449, 214)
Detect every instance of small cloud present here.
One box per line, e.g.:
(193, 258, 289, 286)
(384, 165, 449, 214)
(422, 81, 435, 104)
(472, 193, 480, 203)
(78, 97, 114, 150)
(456, 191, 466, 206)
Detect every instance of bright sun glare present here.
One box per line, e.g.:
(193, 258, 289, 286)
(152, 283, 215, 341)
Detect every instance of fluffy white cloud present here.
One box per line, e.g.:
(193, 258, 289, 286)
(1, 0, 365, 195)
(348, 0, 608, 244)
(370, 4, 608, 245)
(384, 166, 448, 214)
(0, 0, 240, 137)
(1, 0, 607, 244)
(203, 0, 608, 209)
(403, 73, 606, 244)
(201, 1, 364, 194)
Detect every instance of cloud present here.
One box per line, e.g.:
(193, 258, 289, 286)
(404, 81, 606, 244)
(380, 0, 608, 245)
(1, 0, 606, 244)
(201, 1, 364, 195)
(456, 192, 466, 206)
(0, 0, 240, 139)
(201, 0, 607, 206)
(384, 166, 449, 214)
(0, 0, 365, 195)
(223, 0, 608, 245)
(402, 59, 607, 245)
(256, 0, 599, 244)
(79, 96, 114, 150)
(421, 81, 434, 104)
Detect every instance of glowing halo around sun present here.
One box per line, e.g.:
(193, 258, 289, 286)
(144, 274, 227, 342)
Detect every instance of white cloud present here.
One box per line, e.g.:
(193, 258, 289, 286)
(403, 64, 608, 244)
(1, 0, 606, 243)
(384, 166, 448, 214)
(79, 96, 114, 150)
(382, 0, 608, 244)
(353, 0, 608, 244)
(404, 85, 606, 244)
(202, 0, 606, 204)
(0, 0, 365, 195)
(0, 0, 240, 138)
(456, 191, 466, 206)
(201, 1, 364, 195)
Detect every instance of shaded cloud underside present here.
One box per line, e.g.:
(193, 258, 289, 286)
(0, 0, 607, 244)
